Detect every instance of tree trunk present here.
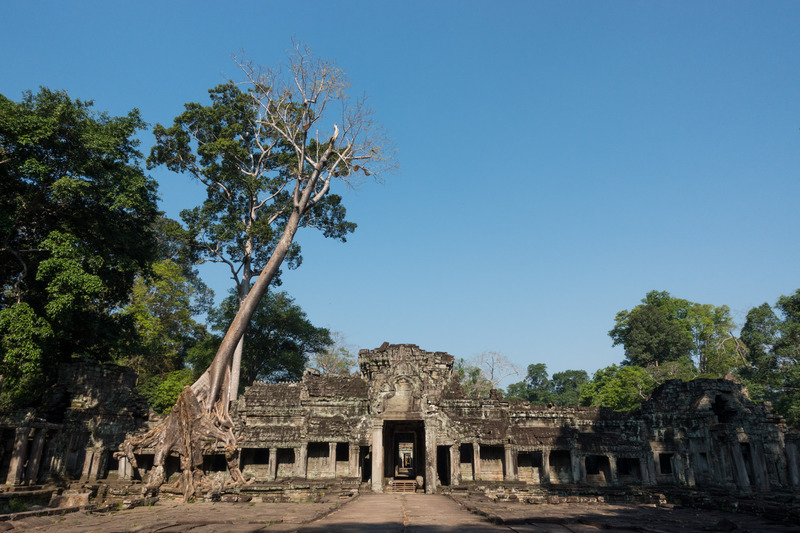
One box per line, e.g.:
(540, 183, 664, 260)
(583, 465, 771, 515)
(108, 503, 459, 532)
(229, 337, 244, 402)
(118, 209, 303, 500)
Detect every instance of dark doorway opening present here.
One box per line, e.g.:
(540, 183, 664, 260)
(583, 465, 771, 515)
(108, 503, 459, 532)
(383, 420, 425, 485)
(437, 446, 450, 486)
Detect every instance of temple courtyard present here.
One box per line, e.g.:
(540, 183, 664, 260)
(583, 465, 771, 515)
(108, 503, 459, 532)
(2, 493, 799, 532)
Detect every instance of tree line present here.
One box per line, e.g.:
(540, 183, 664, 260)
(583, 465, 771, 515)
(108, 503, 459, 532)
(462, 289, 799, 428)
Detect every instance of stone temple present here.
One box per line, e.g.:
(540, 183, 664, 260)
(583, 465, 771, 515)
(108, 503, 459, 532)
(1, 343, 799, 502)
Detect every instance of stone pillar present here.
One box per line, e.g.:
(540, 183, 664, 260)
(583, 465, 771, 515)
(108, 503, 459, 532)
(749, 442, 769, 491)
(729, 442, 751, 492)
(81, 449, 94, 480)
(425, 420, 437, 494)
(473, 442, 481, 481)
(504, 446, 518, 481)
(569, 449, 581, 484)
(639, 457, 650, 485)
(119, 456, 134, 480)
(607, 455, 618, 485)
(329, 442, 337, 478)
(450, 445, 460, 486)
(786, 440, 800, 488)
(24, 429, 47, 485)
(6, 427, 29, 485)
(578, 455, 587, 484)
(88, 450, 105, 481)
(371, 423, 384, 493)
(349, 444, 359, 478)
(673, 454, 686, 485)
(682, 453, 696, 487)
(541, 450, 551, 484)
(296, 443, 308, 478)
(646, 453, 657, 486)
(268, 448, 278, 481)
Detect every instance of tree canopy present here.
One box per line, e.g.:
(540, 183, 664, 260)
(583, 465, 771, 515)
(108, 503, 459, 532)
(194, 290, 332, 388)
(739, 290, 800, 426)
(0, 88, 158, 407)
(610, 290, 745, 374)
(505, 364, 588, 406)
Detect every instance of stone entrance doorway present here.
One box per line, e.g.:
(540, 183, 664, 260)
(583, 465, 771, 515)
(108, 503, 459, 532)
(383, 420, 425, 491)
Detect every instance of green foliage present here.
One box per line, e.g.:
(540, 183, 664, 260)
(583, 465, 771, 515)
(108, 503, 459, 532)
(0, 303, 51, 407)
(580, 359, 697, 411)
(739, 290, 800, 427)
(454, 358, 493, 399)
(610, 290, 743, 375)
(190, 291, 332, 391)
(505, 364, 588, 406)
(121, 257, 212, 375)
(8, 498, 28, 513)
(580, 365, 656, 411)
(0, 88, 158, 406)
(137, 368, 195, 414)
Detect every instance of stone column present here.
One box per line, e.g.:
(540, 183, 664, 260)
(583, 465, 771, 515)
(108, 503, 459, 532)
(268, 448, 278, 481)
(729, 442, 751, 492)
(425, 420, 437, 494)
(786, 440, 800, 488)
(328, 442, 337, 478)
(349, 444, 359, 478)
(121, 456, 134, 480)
(296, 443, 308, 478)
(81, 449, 94, 480)
(673, 454, 686, 485)
(578, 455, 587, 484)
(24, 429, 47, 485)
(5, 427, 29, 485)
(473, 442, 481, 481)
(541, 450, 551, 484)
(646, 453, 657, 486)
(607, 455, 618, 485)
(569, 449, 581, 484)
(371, 423, 384, 493)
(450, 445, 460, 486)
(89, 449, 105, 480)
(504, 446, 518, 481)
(638, 457, 650, 485)
(750, 441, 770, 491)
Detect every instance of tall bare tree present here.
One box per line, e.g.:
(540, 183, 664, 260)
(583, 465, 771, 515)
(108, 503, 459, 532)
(120, 42, 393, 499)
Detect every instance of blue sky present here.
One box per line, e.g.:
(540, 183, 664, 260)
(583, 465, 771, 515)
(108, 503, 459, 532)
(3, 1, 798, 384)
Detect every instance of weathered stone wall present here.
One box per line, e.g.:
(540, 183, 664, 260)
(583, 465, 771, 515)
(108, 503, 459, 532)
(231, 343, 799, 497)
(0, 362, 149, 485)
(6, 342, 795, 503)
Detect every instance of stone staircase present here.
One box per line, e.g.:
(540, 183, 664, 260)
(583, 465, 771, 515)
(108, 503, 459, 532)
(391, 480, 417, 493)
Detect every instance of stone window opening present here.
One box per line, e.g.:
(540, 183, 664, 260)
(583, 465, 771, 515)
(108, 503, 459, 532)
(617, 457, 641, 480)
(585, 455, 612, 485)
(712, 395, 737, 424)
(517, 451, 543, 483)
(479, 446, 505, 481)
(202, 453, 227, 474)
(335, 442, 349, 462)
(276, 448, 295, 478)
(549, 450, 572, 483)
(459, 443, 474, 481)
(659, 453, 674, 475)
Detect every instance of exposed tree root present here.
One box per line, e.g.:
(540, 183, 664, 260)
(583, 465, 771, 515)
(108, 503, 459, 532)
(118, 363, 247, 501)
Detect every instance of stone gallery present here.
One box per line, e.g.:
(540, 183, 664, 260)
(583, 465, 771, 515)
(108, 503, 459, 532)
(2, 343, 799, 499)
